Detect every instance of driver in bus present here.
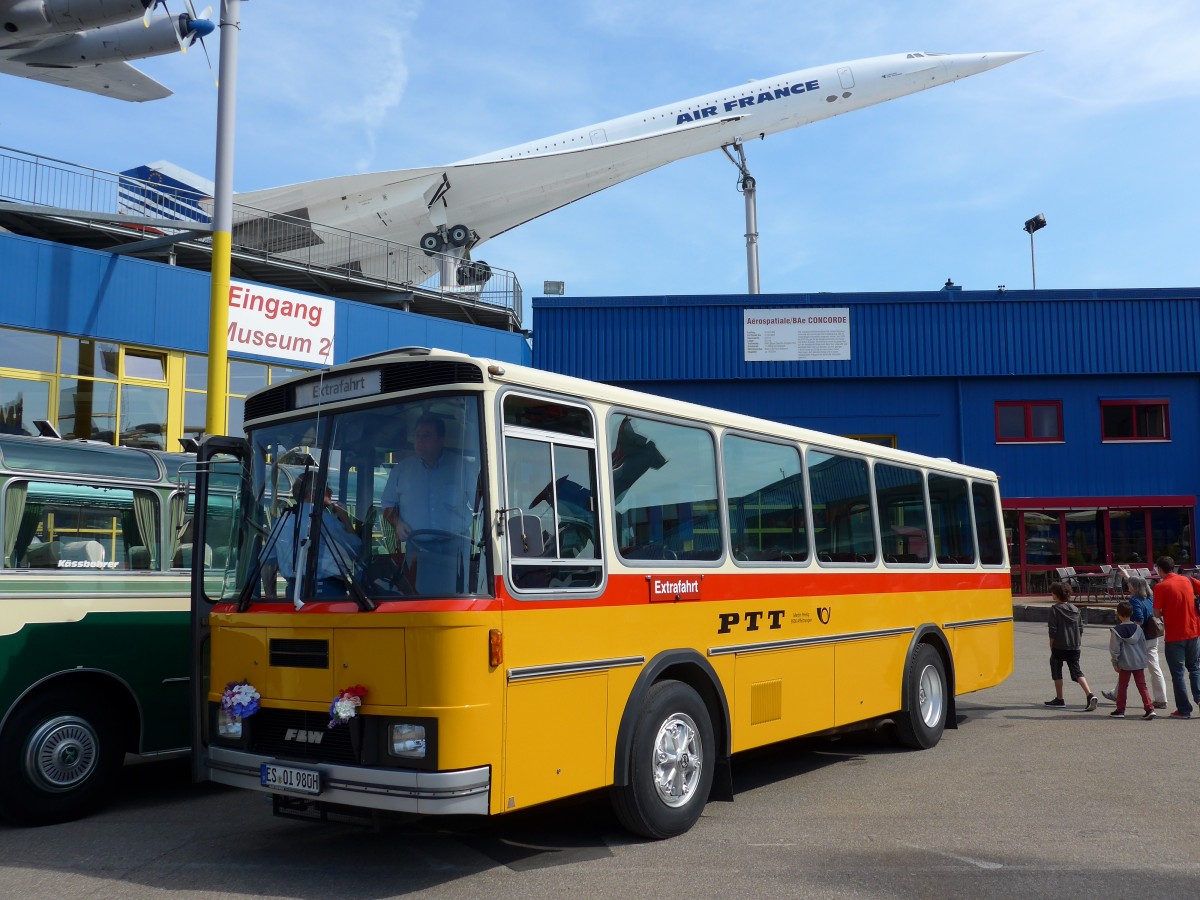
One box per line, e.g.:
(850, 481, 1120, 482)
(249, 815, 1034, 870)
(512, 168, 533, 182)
(381, 413, 475, 593)
(261, 470, 361, 601)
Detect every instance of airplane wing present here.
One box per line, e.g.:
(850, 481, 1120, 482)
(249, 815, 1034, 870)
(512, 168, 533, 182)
(0, 58, 172, 101)
(236, 114, 751, 258)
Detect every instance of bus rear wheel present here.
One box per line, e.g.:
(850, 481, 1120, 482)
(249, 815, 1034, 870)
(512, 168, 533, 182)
(894, 643, 948, 749)
(612, 680, 714, 839)
(0, 686, 123, 825)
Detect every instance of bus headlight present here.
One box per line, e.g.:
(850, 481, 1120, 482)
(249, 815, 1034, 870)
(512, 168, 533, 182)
(217, 709, 244, 739)
(389, 723, 427, 758)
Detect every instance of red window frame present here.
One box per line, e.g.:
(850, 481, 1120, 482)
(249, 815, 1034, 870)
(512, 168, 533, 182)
(995, 401, 1063, 443)
(1100, 400, 1170, 442)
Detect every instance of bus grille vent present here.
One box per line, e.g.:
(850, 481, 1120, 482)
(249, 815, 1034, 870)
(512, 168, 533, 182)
(249, 708, 357, 764)
(380, 361, 484, 392)
(244, 385, 290, 421)
(750, 679, 783, 725)
(269, 638, 329, 669)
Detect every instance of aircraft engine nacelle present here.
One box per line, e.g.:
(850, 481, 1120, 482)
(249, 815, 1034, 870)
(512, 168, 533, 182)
(9, 12, 193, 65)
(0, 1, 148, 43)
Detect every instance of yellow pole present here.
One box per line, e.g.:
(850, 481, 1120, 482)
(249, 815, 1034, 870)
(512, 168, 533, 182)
(205, 230, 231, 436)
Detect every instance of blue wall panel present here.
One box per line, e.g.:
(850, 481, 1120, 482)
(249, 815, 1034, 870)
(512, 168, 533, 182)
(531, 289, 1200, 522)
(0, 232, 530, 366)
(533, 289, 1200, 381)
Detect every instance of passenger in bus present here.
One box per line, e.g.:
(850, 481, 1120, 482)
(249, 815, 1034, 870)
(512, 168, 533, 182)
(261, 471, 360, 601)
(381, 413, 476, 593)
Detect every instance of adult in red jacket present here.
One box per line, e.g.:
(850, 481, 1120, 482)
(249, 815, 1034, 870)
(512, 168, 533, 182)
(1152, 556, 1200, 718)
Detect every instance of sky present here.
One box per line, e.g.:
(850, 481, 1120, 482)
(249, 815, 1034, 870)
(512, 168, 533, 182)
(4, 0, 1199, 323)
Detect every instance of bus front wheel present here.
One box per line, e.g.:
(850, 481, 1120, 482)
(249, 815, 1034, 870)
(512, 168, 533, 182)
(894, 643, 948, 750)
(612, 680, 714, 839)
(0, 686, 123, 825)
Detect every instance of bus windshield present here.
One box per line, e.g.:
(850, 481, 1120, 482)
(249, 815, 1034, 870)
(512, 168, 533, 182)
(219, 393, 490, 604)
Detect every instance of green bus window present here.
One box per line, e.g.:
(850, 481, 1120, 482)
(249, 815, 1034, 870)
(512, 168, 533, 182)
(5, 481, 160, 571)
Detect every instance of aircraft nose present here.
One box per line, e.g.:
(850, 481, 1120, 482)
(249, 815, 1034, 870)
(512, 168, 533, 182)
(941, 51, 1034, 80)
(982, 51, 1035, 70)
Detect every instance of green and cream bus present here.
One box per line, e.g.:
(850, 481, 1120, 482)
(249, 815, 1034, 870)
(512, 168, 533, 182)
(0, 433, 223, 824)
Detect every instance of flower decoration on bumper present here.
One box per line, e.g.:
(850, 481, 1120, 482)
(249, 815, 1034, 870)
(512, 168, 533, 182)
(329, 684, 367, 728)
(221, 680, 261, 718)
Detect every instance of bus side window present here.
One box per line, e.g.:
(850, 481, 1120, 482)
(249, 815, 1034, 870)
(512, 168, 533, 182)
(4, 480, 160, 570)
(609, 414, 721, 563)
(502, 393, 603, 591)
(875, 463, 930, 565)
(809, 450, 876, 564)
(929, 473, 976, 565)
(972, 481, 1006, 566)
(723, 434, 807, 564)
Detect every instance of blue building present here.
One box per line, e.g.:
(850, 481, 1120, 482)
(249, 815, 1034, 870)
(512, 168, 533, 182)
(531, 286, 1200, 594)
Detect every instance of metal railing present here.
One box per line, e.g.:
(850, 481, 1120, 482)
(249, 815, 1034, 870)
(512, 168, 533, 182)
(0, 146, 522, 326)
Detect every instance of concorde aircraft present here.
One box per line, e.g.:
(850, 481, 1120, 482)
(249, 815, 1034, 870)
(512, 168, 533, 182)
(234, 50, 1029, 283)
(0, 0, 213, 101)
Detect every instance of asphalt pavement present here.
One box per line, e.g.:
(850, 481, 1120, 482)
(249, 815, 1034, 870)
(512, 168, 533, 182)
(1, 618, 1198, 899)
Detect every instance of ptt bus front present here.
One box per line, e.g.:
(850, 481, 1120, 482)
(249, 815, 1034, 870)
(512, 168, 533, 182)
(190, 353, 503, 821)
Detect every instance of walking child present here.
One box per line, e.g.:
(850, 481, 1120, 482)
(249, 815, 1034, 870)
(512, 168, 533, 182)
(1044, 582, 1099, 710)
(1108, 600, 1156, 719)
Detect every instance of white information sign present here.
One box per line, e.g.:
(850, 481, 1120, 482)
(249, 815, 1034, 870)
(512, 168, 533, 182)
(743, 308, 851, 361)
(226, 281, 336, 365)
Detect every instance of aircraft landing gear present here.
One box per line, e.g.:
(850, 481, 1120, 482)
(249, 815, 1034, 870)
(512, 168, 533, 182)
(421, 224, 476, 255)
(447, 223, 472, 247)
(420, 231, 445, 255)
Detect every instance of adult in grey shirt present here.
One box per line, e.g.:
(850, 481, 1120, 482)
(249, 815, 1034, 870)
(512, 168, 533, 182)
(382, 413, 476, 592)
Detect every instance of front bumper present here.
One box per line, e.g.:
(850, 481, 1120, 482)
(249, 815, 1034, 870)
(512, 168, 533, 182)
(206, 745, 491, 815)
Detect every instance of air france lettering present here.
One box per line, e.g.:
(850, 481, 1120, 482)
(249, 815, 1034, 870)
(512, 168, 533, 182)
(717, 610, 786, 634)
(675, 80, 819, 125)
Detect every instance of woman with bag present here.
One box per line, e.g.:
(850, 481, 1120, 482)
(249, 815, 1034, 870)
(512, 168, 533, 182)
(1104, 575, 1168, 708)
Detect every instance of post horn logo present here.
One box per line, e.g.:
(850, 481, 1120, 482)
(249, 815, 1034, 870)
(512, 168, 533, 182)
(817, 606, 831, 624)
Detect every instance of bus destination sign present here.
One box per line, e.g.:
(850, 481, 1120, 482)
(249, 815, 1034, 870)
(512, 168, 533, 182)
(294, 370, 382, 409)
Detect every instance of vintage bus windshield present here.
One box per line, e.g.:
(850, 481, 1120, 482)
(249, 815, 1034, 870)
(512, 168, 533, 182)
(215, 393, 490, 604)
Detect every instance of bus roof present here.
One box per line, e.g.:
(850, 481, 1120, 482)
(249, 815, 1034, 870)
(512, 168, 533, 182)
(0, 433, 180, 483)
(245, 347, 1000, 483)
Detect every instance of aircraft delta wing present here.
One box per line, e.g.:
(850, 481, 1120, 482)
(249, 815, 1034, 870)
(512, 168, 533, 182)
(234, 51, 1030, 284)
(235, 113, 750, 249)
(0, 0, 214, 101)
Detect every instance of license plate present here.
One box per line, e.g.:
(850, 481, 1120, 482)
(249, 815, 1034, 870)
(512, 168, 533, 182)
(260, 762, 321, 795)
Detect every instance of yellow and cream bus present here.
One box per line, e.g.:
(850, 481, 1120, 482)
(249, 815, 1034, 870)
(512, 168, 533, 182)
(190, 347, 1012, 838)
(0, 434, 208, 825)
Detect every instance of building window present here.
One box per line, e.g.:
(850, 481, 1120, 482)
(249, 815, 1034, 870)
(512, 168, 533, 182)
(995, 401, 1062, 443)
(1101, 400, 1169, 441)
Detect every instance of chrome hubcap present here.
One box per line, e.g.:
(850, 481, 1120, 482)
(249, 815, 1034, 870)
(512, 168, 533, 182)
(25, 716, 98, 792)
(652, 712, 703, 808)
(917, 663, 945, 728)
